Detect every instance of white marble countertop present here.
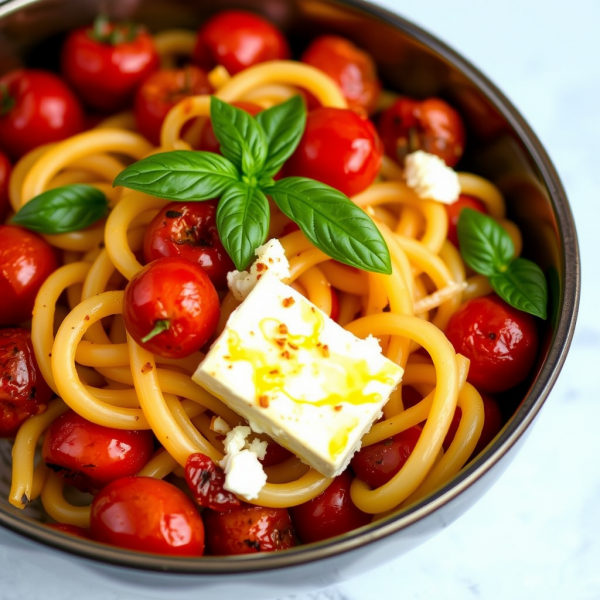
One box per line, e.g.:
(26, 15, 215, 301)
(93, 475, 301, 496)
(1, 0, 596, 598)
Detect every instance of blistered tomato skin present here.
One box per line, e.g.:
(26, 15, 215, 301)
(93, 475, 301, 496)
(42, 410, 154, 493)
(185, 453, 240, 512)
(445, 296, 539, 394)
(0, 151, 12, 221)
(446, 194, 487, 247)
(192, 10, 290, 76)
(285, 107, 383, 197)
(90, 477, 205, 556)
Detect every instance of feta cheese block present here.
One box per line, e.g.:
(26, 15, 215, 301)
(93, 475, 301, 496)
(193, 273, 404, 478)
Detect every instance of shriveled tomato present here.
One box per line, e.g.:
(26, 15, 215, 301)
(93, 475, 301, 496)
(289, 470, 370, 543)
(91, 476, 205, 555)
(123, 256, 220, 358)
(0, 225, 58, 326)
(204, 504, 295, 555)
(46, 523, 93, 539)
(62, 16, 160, 112)
(192, 10, 290, 76)
(185, 452, 240, 512)
(285, 107, 383, 197)
(42, 410, 154, 493)
(0, 150, 12, 221)
(445, 295, 538, 393)
(142, 201, 234, 289)
(0, 70, 84, 160)
(378, 97, 465, 167)
(446, 194, 487, 247)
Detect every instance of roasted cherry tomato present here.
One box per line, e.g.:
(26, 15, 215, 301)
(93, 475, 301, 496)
(143, 201, 234, 289)
(289, 470, 371, 543)
(301, 35, 380, 115)
(285, 107, 383, 197)
(0, 225, 58, 326)
(0, 150, 12, 221)
(192, 10, 290, 76)
(203, 504, 295, 555)
(135, 66, 213, 145)
(62, 16, 160, 112)
(378, 97, 465, 167)
(446, 194, 487, 247)
(445, 295, 538, 393)
(0, 70, 84, 160)
(91, 476, 205, 556)
(123, 256, 220, 359)
(46, 523, 93, 539)
(259, 440, 293, 467)
(0, 402, 45, 438)
(42, 410, 154, 493)
(185, 452, 240, 512)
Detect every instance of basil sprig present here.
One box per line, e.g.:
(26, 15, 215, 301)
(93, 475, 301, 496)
(457, 208, 548, 319)
(11, 184, 109, 234)
(113, 96, 392, 274)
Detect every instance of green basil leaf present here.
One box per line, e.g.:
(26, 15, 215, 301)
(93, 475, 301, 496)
(457, 208, 514, 276)
(489, 257, 548, 319)
(216, 183, 270, 271)
(256, 95, 306, 177)
(11, 184, 108, 234)
(210, 97, 267, 178)
(266, 177, 392, 275)
(113, 151, 239, 200)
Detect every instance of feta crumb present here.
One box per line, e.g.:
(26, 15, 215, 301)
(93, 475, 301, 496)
(227, 239, 291, 301)
(404, 150, 460, 204)
(210, 416, 230, 435)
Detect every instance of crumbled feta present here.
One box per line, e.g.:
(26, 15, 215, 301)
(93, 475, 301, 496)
(227, 238, 291, 301)
(209, 416, 231, 435)
(404, 150, 460, 204)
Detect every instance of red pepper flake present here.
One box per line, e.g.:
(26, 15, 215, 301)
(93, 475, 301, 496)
(256, 262, 267, 272)
(334, 405, 343, 412)
(278, 323, 288, 335)
(311, 307, 316, 313)
(275, 338, 286, 347)
(269, 368, 280, 375)
(283, 297, 295, 308)
(258, 395, 270, 408)
(256, 274, 263, 281)
(141, 362, 153, 373)
(288, 342, 299, 350)
(84, 315, 90, 321)
(281, 350, 291, 360)
(321, 345, 330, 358)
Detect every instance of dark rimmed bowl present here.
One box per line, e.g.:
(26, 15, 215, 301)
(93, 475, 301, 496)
(0, 0, 580, 598)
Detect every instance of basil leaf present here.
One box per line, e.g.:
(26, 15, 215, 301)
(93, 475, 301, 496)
(266, 177, 392, 275)
(457, 208, 514, 276)
(489, 257, 548, 319)
(11, 184, 108, 234)
(256, 95, 306, 177)
(216, 183, 270, 271)
(210, 97, 267, 178)
(113, 151, 239, 200)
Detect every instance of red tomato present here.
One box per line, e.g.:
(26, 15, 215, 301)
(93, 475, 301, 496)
(446, 194, 487, 247)
(123, 256, 220, 359)
(135, 67, 213, 146)
(0, 225, 58, 326)
(192, 10, 290, 76)
(445, 296, 538, 393)
(42, 410, 154, 493)
(0, 150, 12, 221)
(91, 476, 205, 555)
(185, 453, 240, 512)
(285, 107, 383, 197)
(330, 287, 340, 322)
(289, 470, 371, 543)
(203, 504, 295, 555)
(301, 35, 380, 115)
(142, 201, 234, 289)
(259, 440, 293, 467)
(62, 17, 160, 112)
(442, 407, 462, 452)
(378, 97, 466, 167)
(0, 402, 44, 438)
(0, 70, 84, 160)
(46, 523, 93, 539)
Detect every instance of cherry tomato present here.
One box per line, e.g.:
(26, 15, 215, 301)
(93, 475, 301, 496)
(0, 70, 84, 160)
(0, 225, 58, 326)
(289, 470, 371, 543)
(185, 452, 240, 512)
(123, 256, 220, 359)
(46, 523, 93, 539)
(62, 17, 160, 112)
(259, 440, 292, 467)
(378, 97, 465, 167)
(135, 67, 213, 146)
(301, 35, 380, 115)
(143, 201, 234, 289)
(0, 150, 12, 221)
(203, 504, 295, 555)
(446, 194, 487, 247)
(285, 107, 383, 197)
(0, 402, 45, 438)
(445, 295, 539, 393)
(42, 410, 154, 493)
(91, 476, 205, 556)
(192, 10, 290, 76)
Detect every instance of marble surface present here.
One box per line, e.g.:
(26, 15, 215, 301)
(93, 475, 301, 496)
(0, 0, 597, 598)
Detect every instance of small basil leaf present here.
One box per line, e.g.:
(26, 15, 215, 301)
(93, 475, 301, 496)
(457, 208, 514, 276)
(489, 257, 548, 319)
(256, 95, 306, 177)
(11, 184, 108, 234)
(216, 183, 270, 271)
(210, 97, 267, 178)
(266, 177, 392, 275)
(113, 151, 239, 200)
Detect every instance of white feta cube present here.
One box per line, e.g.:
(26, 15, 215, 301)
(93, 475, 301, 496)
(405, 150, 460, 204)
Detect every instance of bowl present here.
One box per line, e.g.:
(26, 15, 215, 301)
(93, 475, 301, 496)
(0, 0, 580, 598)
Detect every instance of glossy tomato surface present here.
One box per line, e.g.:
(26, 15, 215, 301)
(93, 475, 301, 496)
(185, 453, 240, 512)
(0, 150, 12, 221)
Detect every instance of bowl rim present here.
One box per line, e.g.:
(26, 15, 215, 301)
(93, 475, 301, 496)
(0, 0, 581, 576)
